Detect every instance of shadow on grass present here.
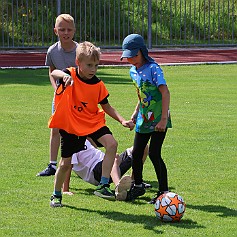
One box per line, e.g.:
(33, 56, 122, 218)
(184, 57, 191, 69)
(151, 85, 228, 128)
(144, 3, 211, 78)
(64, 204, 204, 233)
(69, 183, 205, 231)
(187, 204, 237, 218)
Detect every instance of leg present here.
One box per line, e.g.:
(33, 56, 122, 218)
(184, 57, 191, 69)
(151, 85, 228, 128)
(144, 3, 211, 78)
(50, 156, 72, 207)
(97, 134, 118, 180)
(129, 145, 149, 181)
(62, 164, 73, 195)
(94, 134, 117, 200)
(132, 133, 150, 185)
(127, 133, 150, 201)
(54, 157, 72, 193)
(113, 150, 132, 201)
(149, 130, 168, 192)
(110, 154, 122, 186)
(37, 128, 60, 176)
(50, 128, 60, 164)
(50, 130, 86, 207)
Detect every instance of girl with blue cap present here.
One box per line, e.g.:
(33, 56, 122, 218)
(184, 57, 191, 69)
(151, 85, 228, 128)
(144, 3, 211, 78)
(121, 34, 172, 203)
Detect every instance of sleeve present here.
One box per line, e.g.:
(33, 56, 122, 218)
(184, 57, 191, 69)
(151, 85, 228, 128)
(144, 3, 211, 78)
(151, 64, 166, 87)
(98, 81, 109, 104)
(99, 95, 109, 104)
(45, 49, 53, 66)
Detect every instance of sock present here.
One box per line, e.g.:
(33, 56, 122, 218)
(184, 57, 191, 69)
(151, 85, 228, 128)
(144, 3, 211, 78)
(100, 176, 109, 185)
(53, 191, 62, 197)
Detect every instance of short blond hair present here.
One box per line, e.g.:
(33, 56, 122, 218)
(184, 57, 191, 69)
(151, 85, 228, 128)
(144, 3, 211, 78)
(55, 14, 75, 28)
(76, 41, 101, 62)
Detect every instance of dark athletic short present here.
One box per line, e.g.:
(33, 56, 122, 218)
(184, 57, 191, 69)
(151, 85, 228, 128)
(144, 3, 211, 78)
(59, 129, 87, 158)
(59, 126, 112, 158)
(93, 149, 132, 184)
(88, 126, 112, 147)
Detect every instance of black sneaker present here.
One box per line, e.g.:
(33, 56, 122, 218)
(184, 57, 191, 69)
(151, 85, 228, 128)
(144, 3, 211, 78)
(148, 191, 168, 204)
(50, 195, 62, 207)
(36, 164, 56, 176)
(94, 184, 115, 200)
(127, 183, 146, 201)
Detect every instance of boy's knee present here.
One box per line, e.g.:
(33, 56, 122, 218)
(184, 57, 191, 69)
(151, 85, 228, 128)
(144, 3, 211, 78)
(59, 159, 71, 171)
(108, 139, 118, 151)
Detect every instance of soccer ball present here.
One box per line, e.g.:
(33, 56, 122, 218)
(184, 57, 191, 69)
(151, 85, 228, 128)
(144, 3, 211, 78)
(154, 192, 186, 222)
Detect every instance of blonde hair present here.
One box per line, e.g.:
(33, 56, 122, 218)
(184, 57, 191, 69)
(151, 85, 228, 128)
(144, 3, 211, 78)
(55, 14, 75, 28)
(76, 41, 101, 62)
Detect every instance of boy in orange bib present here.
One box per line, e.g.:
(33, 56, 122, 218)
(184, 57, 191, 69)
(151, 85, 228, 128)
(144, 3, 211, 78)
(49, 41, 134, 207)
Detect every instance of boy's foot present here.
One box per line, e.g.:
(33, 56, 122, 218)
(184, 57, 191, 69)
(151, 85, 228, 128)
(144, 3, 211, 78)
(115, 175, 132, 201)
(36, 164, 56, 176)
(94, 184, 115, 200)
(126, 183, 146, 201)
(148, 191, 169, 204)
(50, 195, 62, 207)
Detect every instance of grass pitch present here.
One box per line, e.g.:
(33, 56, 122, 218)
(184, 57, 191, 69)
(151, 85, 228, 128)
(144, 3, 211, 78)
(0, 65, 236, 236)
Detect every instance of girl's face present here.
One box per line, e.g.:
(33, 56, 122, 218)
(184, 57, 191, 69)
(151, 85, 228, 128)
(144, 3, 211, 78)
(77, 56, 99, 80)
(54, 20, 75, 44)
(126, 50, 146, 68)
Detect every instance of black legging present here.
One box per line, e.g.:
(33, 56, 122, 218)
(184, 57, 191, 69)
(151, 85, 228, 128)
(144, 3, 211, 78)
(132, 130, 168, 191)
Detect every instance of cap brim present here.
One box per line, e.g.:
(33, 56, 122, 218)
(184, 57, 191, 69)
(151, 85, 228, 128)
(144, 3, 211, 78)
(120, 48, 139, 61)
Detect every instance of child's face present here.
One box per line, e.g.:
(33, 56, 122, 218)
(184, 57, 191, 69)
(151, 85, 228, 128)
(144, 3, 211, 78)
(54, 19, 75, 44)
(77, 56, 99, 80)
(126, 50, 146, 68)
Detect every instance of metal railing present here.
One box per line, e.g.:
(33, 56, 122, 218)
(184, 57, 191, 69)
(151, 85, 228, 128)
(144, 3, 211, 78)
(1, 0, 236, 49)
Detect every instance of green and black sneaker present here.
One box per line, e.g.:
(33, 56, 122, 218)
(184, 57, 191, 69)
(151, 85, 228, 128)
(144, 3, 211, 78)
(94, 184, 115, 200)
(50, 195, 63, 207)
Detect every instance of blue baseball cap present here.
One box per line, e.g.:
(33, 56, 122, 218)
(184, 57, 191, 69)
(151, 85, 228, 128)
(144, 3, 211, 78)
(120, 34, 154, 62)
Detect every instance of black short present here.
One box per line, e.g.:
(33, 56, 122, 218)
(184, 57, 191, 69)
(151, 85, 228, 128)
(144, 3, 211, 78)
(88, 126, 112, 147)
(59, 129, 87, 158)
(93, 150, 132, 183)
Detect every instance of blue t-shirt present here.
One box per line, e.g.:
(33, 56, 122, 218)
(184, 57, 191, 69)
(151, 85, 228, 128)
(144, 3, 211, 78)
(130, 62, 172, 133)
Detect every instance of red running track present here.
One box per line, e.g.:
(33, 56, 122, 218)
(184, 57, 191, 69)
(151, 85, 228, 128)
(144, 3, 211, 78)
(0, 49, 236, 67)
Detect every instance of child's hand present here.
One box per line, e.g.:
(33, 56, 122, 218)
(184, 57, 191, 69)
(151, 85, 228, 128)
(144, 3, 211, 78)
(122, 120, 135, 131)
(155, 118, 167, 132)
(63, 74, 73, 87)
(131, 111, 138, 124)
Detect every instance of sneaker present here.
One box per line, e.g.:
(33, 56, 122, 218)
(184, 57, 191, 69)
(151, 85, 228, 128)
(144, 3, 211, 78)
(94, 184, 115, 200)
(36, 164, 56, 176)
(148, 191, 169, 204)
(127, 183, 146, 201)
(50, 195, 62, 207)
(131, 181, 152, 189)
(115, 175, 132, 201)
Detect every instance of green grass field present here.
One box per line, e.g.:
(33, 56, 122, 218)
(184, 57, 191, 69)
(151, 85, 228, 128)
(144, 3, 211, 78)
(0, 65, 236, 236)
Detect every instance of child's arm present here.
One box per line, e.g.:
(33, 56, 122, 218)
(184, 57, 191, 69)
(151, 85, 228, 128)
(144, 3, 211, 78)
(155, 85, 170, 132)
(101, 103, 135, 130)
(131, 101, 140, 123)
(51, 69, 73, 87)
(48, 65, 57, 90)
